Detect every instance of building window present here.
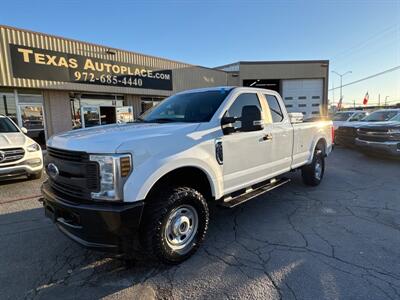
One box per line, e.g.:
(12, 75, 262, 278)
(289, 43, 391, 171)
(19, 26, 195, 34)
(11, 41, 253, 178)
(312, 111, 320, 114)
(312, 103, 320, 107)
(70, 94, 126, 129)
(286, 104, 293, 108)
(0, 91, 17, 124)
(264, 94, 284, 123)
(284, 97, 293, 100)
(312, 96, 320, 99)
(140, 97, 165, 114)
(298, 104, 307, 107)
(298, 96, 307, 100)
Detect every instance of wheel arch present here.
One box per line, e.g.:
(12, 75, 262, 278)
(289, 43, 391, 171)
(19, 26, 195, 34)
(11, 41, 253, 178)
(143, 166, 218, 202)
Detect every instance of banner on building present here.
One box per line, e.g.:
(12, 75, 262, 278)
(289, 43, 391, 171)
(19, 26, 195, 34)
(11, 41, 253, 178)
(9, 44, 173, 90)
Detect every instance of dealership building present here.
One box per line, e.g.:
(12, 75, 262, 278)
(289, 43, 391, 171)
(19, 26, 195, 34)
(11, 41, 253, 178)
(0, 25, 329, 146)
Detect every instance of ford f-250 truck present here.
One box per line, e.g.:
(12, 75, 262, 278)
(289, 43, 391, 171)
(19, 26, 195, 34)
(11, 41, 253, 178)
(41, 87, 333, 264)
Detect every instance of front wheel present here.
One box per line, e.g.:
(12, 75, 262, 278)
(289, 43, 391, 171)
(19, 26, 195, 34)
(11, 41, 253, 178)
(140, 187, 209, 264)
(302, 149, 325, 186)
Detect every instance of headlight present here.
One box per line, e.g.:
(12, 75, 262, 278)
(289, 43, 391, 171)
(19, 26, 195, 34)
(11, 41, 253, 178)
(27, 143, 40, 152)
(90, 154, 132, 201)
(388, 128, 400, 134)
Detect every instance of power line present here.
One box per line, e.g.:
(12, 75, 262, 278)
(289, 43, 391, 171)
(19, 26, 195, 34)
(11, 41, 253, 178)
(330, 24, 399, 62)
(329, 65, 400, 91)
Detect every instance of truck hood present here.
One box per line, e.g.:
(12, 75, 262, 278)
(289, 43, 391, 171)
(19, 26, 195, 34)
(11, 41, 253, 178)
(47, 122, 201, 153)
(0, 132, 28, 148)
(358, 121, 400, 130)
(338, 121, 371, 129)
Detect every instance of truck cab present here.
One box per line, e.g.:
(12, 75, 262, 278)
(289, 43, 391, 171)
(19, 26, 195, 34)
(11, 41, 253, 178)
(41, 87, 333, 263)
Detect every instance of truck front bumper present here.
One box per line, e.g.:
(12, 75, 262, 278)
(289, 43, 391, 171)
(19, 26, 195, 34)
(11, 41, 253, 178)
(41, 181, 145, 253)
(355, 138, 400, 157)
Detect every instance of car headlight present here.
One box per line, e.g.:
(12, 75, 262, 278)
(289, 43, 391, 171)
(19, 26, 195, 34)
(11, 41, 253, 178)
(388, 128, 400, 134)
(27, 143, 40, 152)
(89, 154, 132, 201)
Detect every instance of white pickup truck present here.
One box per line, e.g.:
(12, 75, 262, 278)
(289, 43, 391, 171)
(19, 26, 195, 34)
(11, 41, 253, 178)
(41, 87, 333, 264)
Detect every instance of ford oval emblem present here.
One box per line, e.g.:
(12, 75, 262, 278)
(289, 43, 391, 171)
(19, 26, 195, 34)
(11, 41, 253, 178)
(47, 163, 59, 179)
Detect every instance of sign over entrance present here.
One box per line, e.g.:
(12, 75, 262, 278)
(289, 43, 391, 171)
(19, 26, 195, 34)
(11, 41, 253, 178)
(9, 44, 173, 90)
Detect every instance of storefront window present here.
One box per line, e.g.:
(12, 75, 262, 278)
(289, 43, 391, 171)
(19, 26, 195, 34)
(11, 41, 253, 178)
(141, 97, 165, 114)
(17, 91, 45, 146)
(70, 94, 129, 129)
(0, 91, 18, 124)
(70, 98, 82, 129)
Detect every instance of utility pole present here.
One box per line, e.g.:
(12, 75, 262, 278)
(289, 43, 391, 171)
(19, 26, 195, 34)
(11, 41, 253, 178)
(378, 94, 381, 107)
(332, 70, 352, 106)
(385, 96, 389, 107)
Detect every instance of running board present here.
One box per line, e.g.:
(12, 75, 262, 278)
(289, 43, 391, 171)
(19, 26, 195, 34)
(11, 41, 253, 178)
(219, 177, 291, 208)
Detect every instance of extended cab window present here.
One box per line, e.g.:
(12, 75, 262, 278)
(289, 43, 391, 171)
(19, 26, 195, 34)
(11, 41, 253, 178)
(225, 93, 262, 132)
(265, 95, 284, 123)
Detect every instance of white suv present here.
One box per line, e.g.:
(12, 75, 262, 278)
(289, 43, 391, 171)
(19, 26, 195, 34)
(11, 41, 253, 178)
(0, 115, 43, 180)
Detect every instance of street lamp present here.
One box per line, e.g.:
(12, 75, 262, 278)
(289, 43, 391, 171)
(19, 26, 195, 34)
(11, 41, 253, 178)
(384, 96, 390, 107)
(332, 70, 352, 105)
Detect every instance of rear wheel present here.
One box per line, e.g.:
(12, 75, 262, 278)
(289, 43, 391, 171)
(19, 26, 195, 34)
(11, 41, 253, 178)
(302, 148, 325, 186)
(140, 187, 209, 264)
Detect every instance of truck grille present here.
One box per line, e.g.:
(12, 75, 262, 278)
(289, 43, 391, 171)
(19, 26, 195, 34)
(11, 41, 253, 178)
(0, 148, 25, 164)
(357, 129, 398, 142)
(336, 127, 357, 137)
(45, 147, 99, 202)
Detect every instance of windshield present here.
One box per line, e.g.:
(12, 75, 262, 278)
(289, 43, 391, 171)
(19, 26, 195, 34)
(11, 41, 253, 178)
(332, 112, 353, 121)
(391, 114, 400, 122)
(362, 110, 399, 122)
(140, 88, 233, 123)
(0, 117, 19, 133)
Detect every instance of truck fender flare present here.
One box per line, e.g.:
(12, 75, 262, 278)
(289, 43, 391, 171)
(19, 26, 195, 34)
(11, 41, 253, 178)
(137, 161, 222, 201)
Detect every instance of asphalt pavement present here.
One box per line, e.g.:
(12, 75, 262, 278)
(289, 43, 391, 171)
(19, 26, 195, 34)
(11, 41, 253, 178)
(0, 147, 399, 300)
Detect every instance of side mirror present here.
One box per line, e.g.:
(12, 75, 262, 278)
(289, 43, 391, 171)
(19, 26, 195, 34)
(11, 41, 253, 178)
(241, 105, 263, 132)
(288, 112, 304, 124)
(20, 127, 28, 134)
(221, 116, 236, 135)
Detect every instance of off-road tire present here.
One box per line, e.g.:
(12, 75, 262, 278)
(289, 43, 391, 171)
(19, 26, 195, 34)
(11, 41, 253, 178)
(140, 187, 209, 264)
(302, 148, 325, 186)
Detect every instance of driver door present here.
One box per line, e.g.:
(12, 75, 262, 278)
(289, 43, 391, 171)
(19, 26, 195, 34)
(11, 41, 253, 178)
(222, 92, 274, 194)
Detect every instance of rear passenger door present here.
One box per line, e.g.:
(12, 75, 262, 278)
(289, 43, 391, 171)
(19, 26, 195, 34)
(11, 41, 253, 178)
(262, 93, 293, 174)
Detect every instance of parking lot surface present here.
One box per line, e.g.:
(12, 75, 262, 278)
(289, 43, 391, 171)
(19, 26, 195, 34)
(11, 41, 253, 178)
(0, 147, 399, 300)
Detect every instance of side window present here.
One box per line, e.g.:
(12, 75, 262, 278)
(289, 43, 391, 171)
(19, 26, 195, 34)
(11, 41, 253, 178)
(265, 95, 284, 123)
(349, 112, 365, 121)
(225, 93, 262, 132)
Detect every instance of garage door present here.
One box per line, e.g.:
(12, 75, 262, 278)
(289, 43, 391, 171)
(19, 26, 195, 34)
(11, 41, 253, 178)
(281, 79, 323, 119)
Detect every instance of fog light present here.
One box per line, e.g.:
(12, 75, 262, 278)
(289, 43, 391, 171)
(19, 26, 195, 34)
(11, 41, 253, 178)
(26, 158, 42, 167)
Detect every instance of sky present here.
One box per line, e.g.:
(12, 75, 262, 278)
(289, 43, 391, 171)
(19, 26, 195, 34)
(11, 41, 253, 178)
(0, 0, 399, 107)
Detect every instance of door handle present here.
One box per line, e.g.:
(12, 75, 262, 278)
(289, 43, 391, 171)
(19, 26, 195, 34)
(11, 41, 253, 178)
(262, 133, 273, 141)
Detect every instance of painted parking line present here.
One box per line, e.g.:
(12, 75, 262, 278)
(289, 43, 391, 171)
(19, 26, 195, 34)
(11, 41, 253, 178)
(1, 194, 42, 205)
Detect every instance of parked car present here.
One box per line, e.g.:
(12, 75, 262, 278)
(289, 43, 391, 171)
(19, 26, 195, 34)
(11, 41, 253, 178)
(335, 109, 400, 146)
(41, 87, 333, 264)
(0, 115, 43, 180)
(356, 113, 400, 157)
(332, 110, 368, 130)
